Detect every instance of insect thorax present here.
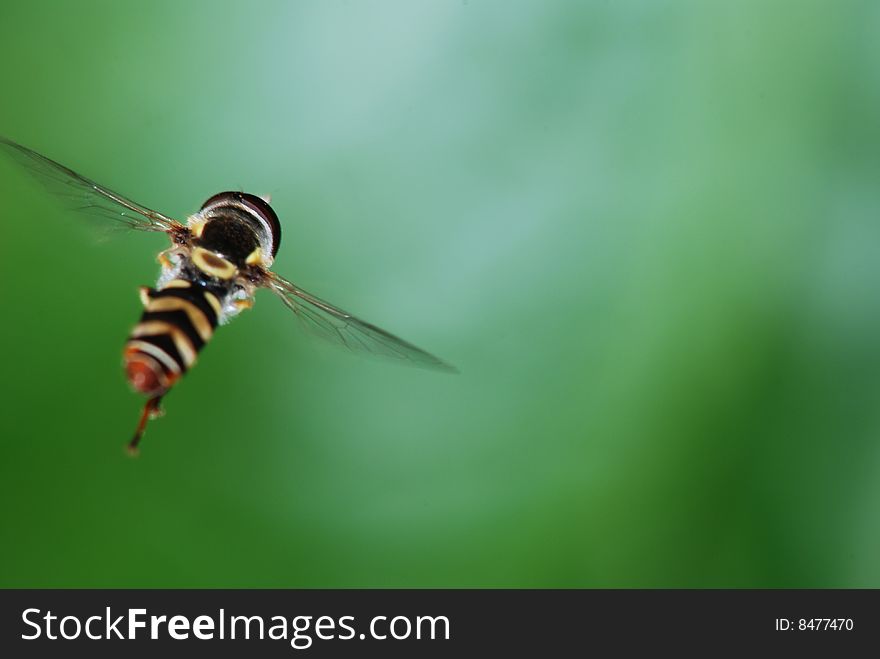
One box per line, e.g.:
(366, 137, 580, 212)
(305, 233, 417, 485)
(156, 251, 254, 325)
(195, 214, 263, 267)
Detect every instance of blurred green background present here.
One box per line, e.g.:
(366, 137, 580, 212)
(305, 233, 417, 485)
(0, 0, 878, 588)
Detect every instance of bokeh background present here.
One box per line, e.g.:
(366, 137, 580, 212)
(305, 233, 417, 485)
(0, 0, 878, 588)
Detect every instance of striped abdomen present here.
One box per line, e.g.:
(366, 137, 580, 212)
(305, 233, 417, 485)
(123, 281, 221, 397)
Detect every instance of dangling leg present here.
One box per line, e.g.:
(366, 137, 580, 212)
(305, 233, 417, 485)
(127, 396, 164, 456)
(157, 247, 182, 270)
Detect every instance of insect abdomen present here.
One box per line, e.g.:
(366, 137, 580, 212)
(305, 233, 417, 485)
(123, 281, 221, 397)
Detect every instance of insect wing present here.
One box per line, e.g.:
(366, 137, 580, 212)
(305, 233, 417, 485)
(0, 136, 181, 233)
(266, 271, 456, 372)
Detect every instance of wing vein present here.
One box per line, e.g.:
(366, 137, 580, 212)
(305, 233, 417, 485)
(265, 273, 456, 372)
(0, 136, 182, 234)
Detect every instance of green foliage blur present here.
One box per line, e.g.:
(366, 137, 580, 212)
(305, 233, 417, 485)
(0, 0, 878, 588)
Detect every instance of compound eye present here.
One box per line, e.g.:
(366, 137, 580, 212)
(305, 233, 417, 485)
(200, 191, 282, 258)
(200, 191, 238, 211)
(238, 193, 282, 258)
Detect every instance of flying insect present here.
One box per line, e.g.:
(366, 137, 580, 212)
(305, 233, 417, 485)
(0, 137, 455, 454)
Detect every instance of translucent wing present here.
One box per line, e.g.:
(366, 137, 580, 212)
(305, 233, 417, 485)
(0, 136, 181, 233)
(265, 271, 457, 372)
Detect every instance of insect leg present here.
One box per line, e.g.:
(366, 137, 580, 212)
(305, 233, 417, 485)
(157, 248, 176, 269)
(127, 396, 164, 456)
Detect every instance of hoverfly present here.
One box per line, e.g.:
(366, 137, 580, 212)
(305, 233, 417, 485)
(0, 137, 455, 454)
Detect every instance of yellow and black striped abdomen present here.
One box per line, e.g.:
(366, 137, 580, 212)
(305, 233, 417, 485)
(123, 281, 221, 397)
